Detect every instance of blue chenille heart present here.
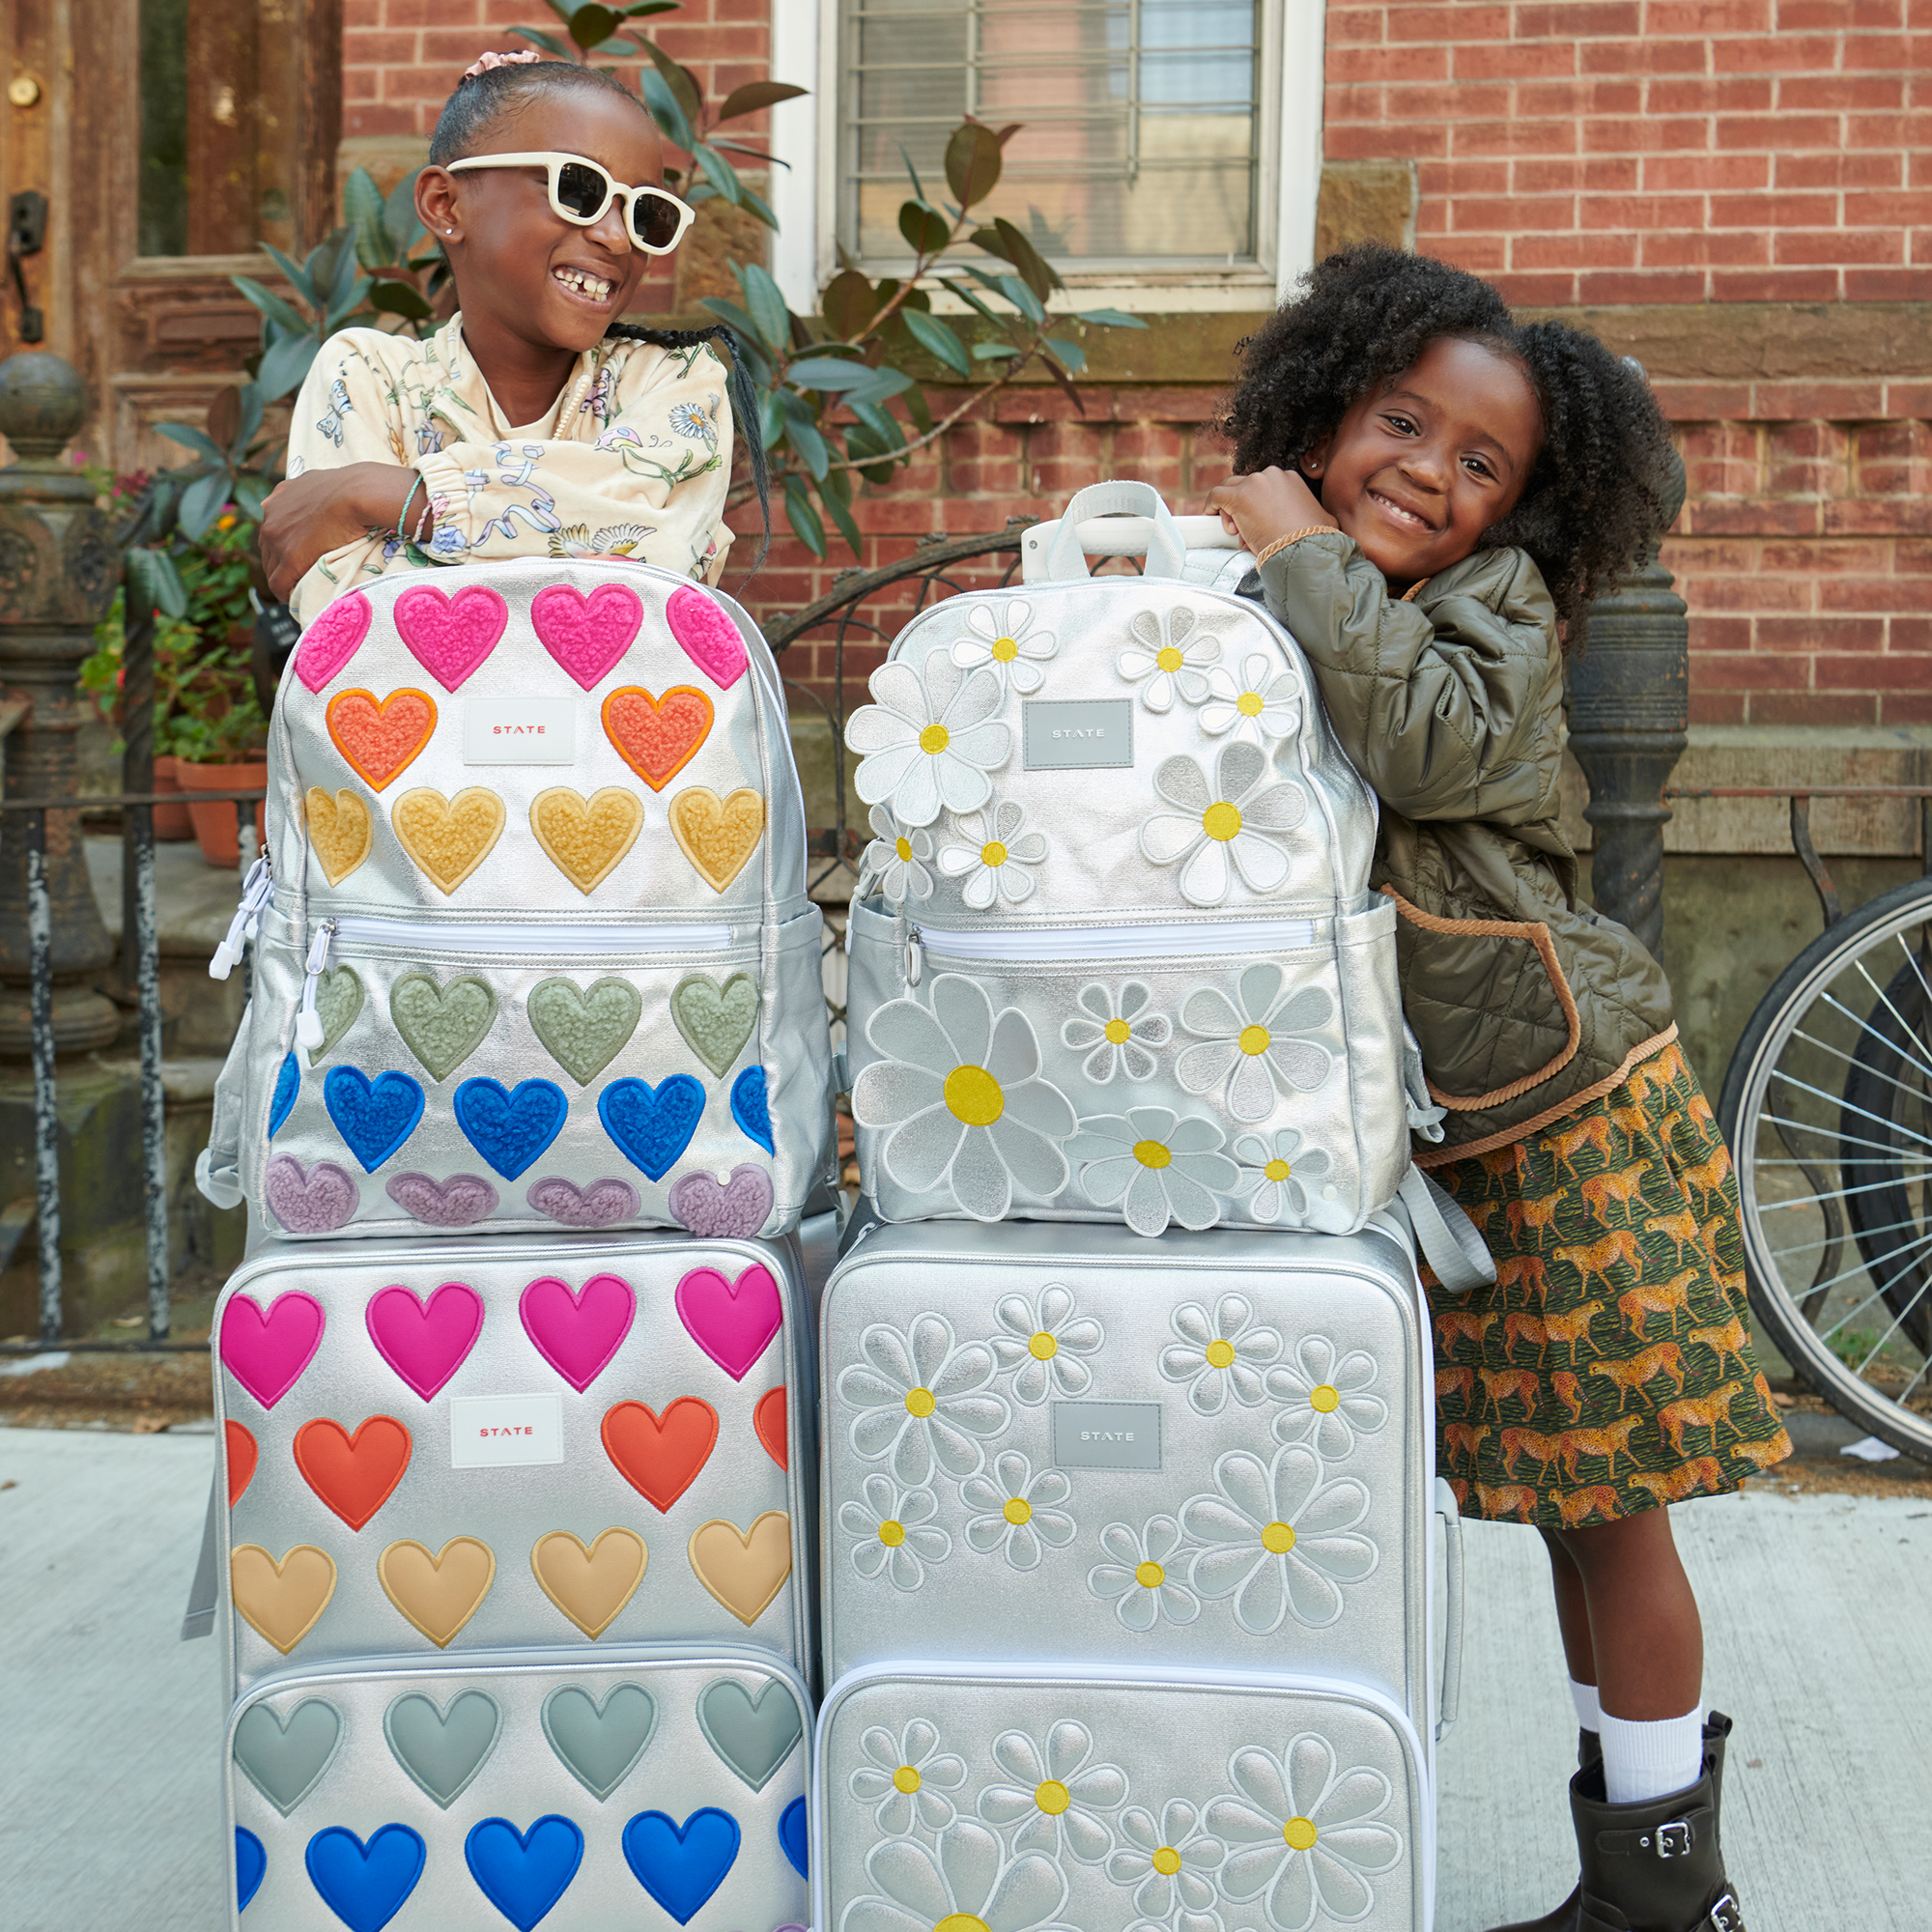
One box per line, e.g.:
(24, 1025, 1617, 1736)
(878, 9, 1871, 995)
(303, 1824, 426, 1932)
(598, 1075, 705, 1183)
(779, 1796, 808, 1879)
(452, 1077, 569, 1181)
(728, 1065, 774, 1154)
(464, 1815, 584, 1932)
(236, 1828, 267, 1912)
(268, 1053, 299, 1137)
(322, 1067, 425, 1174)
(621, 1807, 740, 1926)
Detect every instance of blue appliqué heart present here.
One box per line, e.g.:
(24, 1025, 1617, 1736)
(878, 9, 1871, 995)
(621, 1806, 740, 1925)
(779, 1796, 808, 1879)
(236, 1828, 267, 1912)
(304, 1824, 426, 1932)
(453, 1077, 569, 1181)
(598, 1075, 705, 1182)
(322, 1068, 425, 1174)
(269, 1053, 299, 1137)
(729, 1065, 774, 1154)
(465, 1814, 584, 1932)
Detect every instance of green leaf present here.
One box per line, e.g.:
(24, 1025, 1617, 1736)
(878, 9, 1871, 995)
(736, 263, 793, 356)
(845, 425, 899, 487)
(821, 269, 876, 342)
(740, 185, 781, 232)
(177, 469, 230, 542)
(1074, 307, 1149, 328)
(385, 170, 426, 256)
(230, 384, 265, 458)
(900, 307, 971, 377)
(784, 355, 876, 392)
(510, 26, 572, 55)
(898, 199, 951, 256)
(369, 278, 433, 321)
(257, 331, 320, 403)
(972, 342, 1020, 360)
(781, 474, 826, 558)
(620, 0, 681, 13)
(568, 2, 619, 45)
(325, 275, 374, 332)
(1037, 346, 1086, 416)
(986, 216, 1062, 299)
(1043, 335, 1087, 374)
(155, 422, 228, 465)
(693, 144, 744, 206)
(540, 0, 577, 21)
(848, 400, 906, 453)
(944, 122, 1004, 209)
(259, 243, 315, 308)
(344, 167, 390, 269)
(781, 413, 829, 480)
(900, 144, 927, 203)
(994, 273, 1045, 324)
(935, 277, 1001, 325)
(697, 294, 763, 346)
(902, 382, 933, 435)
(718, 80, 809, 121)
(230, 471, 272, 518)
(638, 37, 703, 129)
(230, 275, 312, 339)
(816, 470, 863, 557)
(637, 67, 696, 153)
(842, 366, 915, 408)
(755, 384, 784, 453)
(127, 547, 187, 621)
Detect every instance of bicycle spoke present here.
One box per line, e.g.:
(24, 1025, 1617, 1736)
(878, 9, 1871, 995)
(1844, 960, 1932, 1085)
(1806, 1225, 1932, 1342)
(1786, 1013, 1932, 1118)
(1756, 1113, 1932, 1162)
(1768, 1067, 1932, 1152)
(1758, 1173, 1929, 1212)
(1762, 1207, 1931, 1259)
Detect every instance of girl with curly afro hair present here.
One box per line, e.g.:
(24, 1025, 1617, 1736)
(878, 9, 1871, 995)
(1210, 244, 1779, 1932)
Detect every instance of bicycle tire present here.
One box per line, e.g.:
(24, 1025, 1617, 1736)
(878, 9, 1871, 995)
(1717, 873, 1932, 1462)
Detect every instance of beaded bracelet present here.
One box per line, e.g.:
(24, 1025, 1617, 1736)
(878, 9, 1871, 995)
(1252, 526, 1337, 567)
(395, 472, 425, 540)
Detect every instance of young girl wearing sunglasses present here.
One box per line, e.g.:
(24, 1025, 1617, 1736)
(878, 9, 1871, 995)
(263, 51, 763, 625)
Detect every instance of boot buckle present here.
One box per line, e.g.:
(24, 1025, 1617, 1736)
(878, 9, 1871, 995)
(1706, 1890, 1743, 1931)
(1655, 1821, 1692, 1859)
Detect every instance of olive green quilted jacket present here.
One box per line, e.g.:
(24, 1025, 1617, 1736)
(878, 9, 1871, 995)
(1254, 530, 1677, 1163)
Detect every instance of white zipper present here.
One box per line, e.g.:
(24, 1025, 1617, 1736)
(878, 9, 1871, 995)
(906, 915, 1319, 984)
(318, 912, 736, 955)
(295, 920, 337, 1050)
(209, 855, 274, 981)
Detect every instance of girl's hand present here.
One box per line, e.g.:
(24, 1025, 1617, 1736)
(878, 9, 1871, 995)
(1205, 467, 1335, 555)
(259, 463, 425, 602)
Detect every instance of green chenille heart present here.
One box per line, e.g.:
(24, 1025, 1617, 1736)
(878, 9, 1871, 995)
(527, 976, 643, 1086)
(389, 974, 497, 1082)
(669, 972, 759, 1079)
(310, 967, 365, 1061)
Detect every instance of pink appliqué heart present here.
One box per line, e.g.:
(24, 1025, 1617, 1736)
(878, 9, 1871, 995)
(392, 583, 510, 692)
(666, 584, 748, 690)
(668, 1165, 774, 1240)
(531, 582, 644, 691)
(385, 1172, 498, 1228)
(219, 1289, 327, 1409)
(264, 1154, 359, 1235)
(674, 1263, 782, 1381)
(520, 1272, 637, 1392)
(526, 1177, 640, 1229)
(293, 592, 373, 693)
(365, 1282, 485, 1401)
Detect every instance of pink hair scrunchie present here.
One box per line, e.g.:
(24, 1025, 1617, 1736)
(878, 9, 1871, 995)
(461, 48, 543, 79)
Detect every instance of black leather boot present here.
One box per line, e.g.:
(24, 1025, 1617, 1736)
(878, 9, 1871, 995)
(1480, 1728, 1604, 1932)
(1571, 1714, 1746, 1932)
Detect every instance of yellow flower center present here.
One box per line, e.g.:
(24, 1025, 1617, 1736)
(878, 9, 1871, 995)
(895, 836, 913, 863)
(1202, 800, 1243, 842)
(1205, 1338, 1236, 1369)
(935, 1918, 990, 1932)
(878, 1518, 906, 1547)
(944, 1064, 1005, 1126)
(919, 723, 951, 755)
(1264, 1157, 1292, 1182)
(1262, 1520, 1296, 1554)
(893, 1764, 923, 1793)
(905, 1387, 937, 1419)
(1029, 1330, 1059, 1360)
(1238, 1023, 1271, 1057)
(1132, 1139, 1172, 1170)
(1104, 1017, 1132, 1044)
(1003, 1496, 1033, 1525)
(1311, 1383, 1341, 1412)
(1151, 1846, 1183, 1876)
(1236, 690, 1265, 717)
(991, 635, 1019, 663)
(1284, 1816, 1319, 1851)
(1035, 1779, 1071, 1815)
(1135, 1559, 1165, 1589)
(1156, 644, 1184, 673)
(980, 839, 1008, 867)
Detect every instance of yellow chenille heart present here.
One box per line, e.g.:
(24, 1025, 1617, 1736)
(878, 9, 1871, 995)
(304, 787, 374, 887)
(529, 786, 644, 895)
(668, 787, 764, 894)
(390, 786, 506, 894)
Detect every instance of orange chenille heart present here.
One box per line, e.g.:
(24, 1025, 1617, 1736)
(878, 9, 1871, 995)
(326, 688, 438, 791)
(601, 685, 714, 792)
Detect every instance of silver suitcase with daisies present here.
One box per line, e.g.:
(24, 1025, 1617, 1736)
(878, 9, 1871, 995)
(841, 480, 1434, 1239)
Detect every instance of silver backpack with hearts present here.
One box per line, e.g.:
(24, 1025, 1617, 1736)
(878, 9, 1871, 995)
(196, 557, 835, 1245)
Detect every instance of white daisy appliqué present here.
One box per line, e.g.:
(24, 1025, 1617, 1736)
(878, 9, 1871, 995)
(857, 804, 935, 905)
(936, 798, 1049, 909)
(1140, 742, 1307, 907)
(1177, 967, 1335, 1122)
(1061, 981, 1172, 1085)
(1118, 607, 1221, 713)
(952, 598, 1058, 696)
(1233, 1129, 1334, 1228)
(847, 658, 1013, 827)
(1195, 650, 1301, 746)
(1066, 1107, 1238, 1238)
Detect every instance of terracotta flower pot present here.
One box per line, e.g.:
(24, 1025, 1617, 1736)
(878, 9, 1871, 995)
(176, 757, 270, 868)
(151, 754, 195, 840)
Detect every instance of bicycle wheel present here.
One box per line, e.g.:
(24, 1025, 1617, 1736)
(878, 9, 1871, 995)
(1718, 873, 1932, 1461)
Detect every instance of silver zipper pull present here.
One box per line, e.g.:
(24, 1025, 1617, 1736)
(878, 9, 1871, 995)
(295, 919, 337, 1049)
(905, 925, 923, 988)
(209, 854, 274, 981)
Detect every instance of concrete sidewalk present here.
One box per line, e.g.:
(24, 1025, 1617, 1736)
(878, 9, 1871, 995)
(3, 1425, 1927, 1930)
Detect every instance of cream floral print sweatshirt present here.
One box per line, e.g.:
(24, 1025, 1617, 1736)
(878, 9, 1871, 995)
(283, 314, 734, 626)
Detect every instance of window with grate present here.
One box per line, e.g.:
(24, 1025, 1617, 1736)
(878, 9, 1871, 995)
(838, 0, 1267, 273)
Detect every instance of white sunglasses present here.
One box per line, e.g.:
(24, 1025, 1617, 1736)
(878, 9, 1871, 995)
(444, 151, 696, 254)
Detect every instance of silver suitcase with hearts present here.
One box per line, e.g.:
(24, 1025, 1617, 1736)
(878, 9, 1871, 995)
(209, 1232, 817, 1701)
(818, 1219, 1463, 1768)
(197, 555, 834, 1244)
(813, 1662, 1433, 1932)
(225, 1644, 811, 1931)
(841, 480, 1433, 1238)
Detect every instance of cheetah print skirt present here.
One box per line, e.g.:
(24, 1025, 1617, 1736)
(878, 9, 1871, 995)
(1424, 1039, 1792, 1527)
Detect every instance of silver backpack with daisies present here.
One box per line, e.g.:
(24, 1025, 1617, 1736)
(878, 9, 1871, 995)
(841, 481, 1437, 1241)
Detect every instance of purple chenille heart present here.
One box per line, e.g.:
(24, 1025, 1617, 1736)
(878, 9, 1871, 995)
(264, 1154, 359, 1233)
(526, 1176, 641, 1229)
(385, 1172, 500, 1227)
(667, 1163, 775, 1239)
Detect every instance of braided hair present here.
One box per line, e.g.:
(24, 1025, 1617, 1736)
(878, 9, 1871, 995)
(1218, 243, 1676, 642)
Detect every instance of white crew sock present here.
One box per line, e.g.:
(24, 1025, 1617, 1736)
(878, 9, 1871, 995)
(1599, 1705, 1705, 1804)
(1569, 1678, 1602, 1733)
